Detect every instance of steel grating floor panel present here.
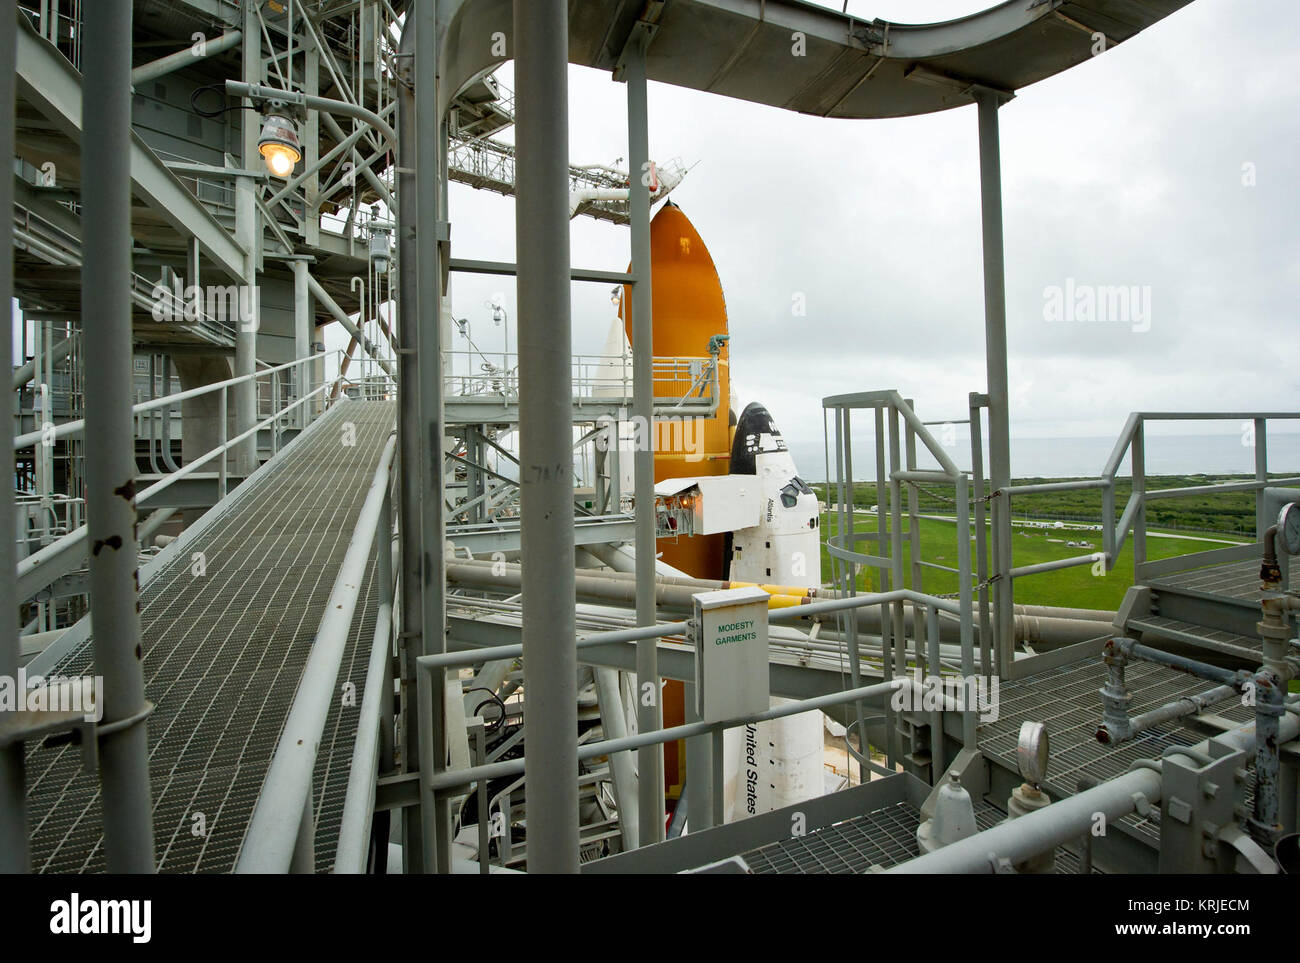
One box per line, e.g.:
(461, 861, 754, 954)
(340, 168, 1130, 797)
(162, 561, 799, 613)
(980, 656, 1255, 844)
(24, 399, 394, 873)
(1148, 557, 1296, 601)
(739, 799, 1092, 873)
(741, 800, 921, 873)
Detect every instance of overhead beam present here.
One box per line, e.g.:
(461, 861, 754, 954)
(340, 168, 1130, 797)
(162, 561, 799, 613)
(448, 258, 634, 284)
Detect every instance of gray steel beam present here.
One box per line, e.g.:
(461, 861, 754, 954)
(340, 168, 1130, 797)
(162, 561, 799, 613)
(320, 111, 396, 211)
(131, 29, 244, 86)
(80, 0, 155, 874)
(415, 0, 452, 874)
(0, 0, 27, 874)
(513, 0, 580, 873)
(447, 258, 635, 285)
(625, 27, 664, 850)
(11, 336, 71, 390)
(446, 515, 636, 555)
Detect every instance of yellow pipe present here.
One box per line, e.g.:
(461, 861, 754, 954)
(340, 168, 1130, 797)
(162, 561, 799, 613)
(766, 594, 811, 609)
(727, 580, 814, 598)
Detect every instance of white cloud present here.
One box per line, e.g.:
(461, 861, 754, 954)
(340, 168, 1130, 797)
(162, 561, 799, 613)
(440, 0, 1300, 467)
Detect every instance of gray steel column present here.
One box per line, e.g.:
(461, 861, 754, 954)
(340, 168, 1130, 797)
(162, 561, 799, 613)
(233, 4, 261, 474)
(292, 259, 311, 428)
(81, 0, 155, 873)
(0, 0, 27, 873)
(394, 36, 425, 873)
(514, 0, 580, 872)
(625, 31, 664, 848)
(975, 92, 1014, 663)
(413, 0, 451, 872)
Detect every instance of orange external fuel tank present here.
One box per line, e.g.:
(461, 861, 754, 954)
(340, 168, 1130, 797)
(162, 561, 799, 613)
(621, 200, 732, 799)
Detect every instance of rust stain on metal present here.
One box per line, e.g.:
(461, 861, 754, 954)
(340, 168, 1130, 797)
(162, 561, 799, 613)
(91, 535, 124, 555)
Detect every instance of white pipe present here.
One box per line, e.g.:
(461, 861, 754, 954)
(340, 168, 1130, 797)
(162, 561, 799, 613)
(569, 188, 628, 218)
(594, 666, 640, 850)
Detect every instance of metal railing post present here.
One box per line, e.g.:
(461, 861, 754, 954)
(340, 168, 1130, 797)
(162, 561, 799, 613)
(887, 405, 906, 681)
(956, 474, 977, 749)
(925, 605, 944, 778)
(81, 0, 155, 873)
(836, 404, 869, 771)
(1132, 421, 1147, 575)
(1254, 417, 1268, 538)
(873, 405, 898, 768)
(969, 393, 991, 679)
(218, 387, 228, 500)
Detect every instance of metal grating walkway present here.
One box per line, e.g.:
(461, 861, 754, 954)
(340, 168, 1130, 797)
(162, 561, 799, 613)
(981, 656, 1254, 844)
(1148, 557, 1296, 601)
(24, 399, 394, 873)
(740, 799, 1090, 873)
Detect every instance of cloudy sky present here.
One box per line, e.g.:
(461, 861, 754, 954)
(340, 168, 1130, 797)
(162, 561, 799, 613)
(431, 0, 1299, 476)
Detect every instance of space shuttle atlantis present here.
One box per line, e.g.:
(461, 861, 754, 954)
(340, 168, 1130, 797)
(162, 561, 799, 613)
(602, 201, 826, 822)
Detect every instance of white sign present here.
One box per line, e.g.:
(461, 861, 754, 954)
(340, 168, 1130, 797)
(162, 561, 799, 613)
(693, 586, 770, 723)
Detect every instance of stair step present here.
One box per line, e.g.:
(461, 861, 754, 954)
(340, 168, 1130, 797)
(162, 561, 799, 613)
(1126, 616, 1259, 660)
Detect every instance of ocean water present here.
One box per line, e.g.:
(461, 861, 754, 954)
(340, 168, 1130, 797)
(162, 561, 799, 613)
(793, 432, 1300, 483)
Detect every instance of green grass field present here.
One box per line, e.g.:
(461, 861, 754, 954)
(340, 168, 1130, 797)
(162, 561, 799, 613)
(813, 475, 1276, 537)
(818, 511, 1251, 610)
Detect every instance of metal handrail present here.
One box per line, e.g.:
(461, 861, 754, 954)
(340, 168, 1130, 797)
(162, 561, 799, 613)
(1004, 411, 1300, 581)
(851, 400, 1300, 680)
(13, 351, 337, 450)
(413, 579, 978, 872)
(14, 382, 333, 601)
